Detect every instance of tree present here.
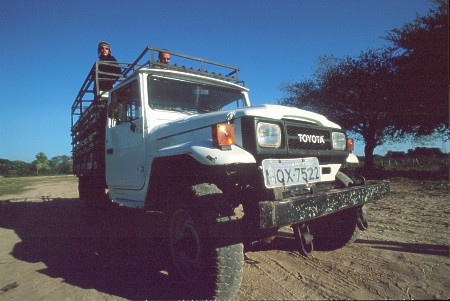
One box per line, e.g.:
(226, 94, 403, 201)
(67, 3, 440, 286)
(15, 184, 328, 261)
(280, 1, 448, 171)
(49, 155, 72, 174)
(280, 49, 399, 170)
(0, 155, 73, 177)
(0, 159, 32, 177)
(407, 147, 444, 157)
(384, 0, 448, 136)
(32, 152, 50, 175)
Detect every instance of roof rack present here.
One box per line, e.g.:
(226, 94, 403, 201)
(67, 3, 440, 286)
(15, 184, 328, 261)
(71, 45, 243, 127)
(122, 45, 242, 85)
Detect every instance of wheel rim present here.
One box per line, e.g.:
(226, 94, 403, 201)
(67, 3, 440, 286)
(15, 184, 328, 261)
(169, 209, 202, 280)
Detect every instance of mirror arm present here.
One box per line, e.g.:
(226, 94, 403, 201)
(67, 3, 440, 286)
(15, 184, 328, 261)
(129, 120, 136, 132)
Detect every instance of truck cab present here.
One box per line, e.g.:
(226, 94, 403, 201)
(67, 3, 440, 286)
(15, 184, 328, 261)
(104, 65, 251, 206)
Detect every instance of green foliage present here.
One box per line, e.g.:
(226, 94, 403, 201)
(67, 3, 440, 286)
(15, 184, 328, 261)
(384, 0, 449, 136)
(49, 155, 72, 174)
(32, 152, 50, 175)
(0, 153, 72, 177)
(0, 159, 33, 177)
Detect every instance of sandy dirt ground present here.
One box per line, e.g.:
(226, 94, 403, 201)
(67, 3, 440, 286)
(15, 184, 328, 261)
(0, 175, 448, 300)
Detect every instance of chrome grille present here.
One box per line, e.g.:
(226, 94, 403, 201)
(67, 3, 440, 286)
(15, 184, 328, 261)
(286, 125, 331, 150)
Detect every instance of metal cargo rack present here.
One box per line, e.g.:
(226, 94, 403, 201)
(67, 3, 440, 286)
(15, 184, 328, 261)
(71, 61, 129, 128)
(71, 99, 107, 176)
(71, 60, 130, 175)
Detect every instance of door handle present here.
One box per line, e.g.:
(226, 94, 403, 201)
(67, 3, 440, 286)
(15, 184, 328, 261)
(107, 148, 114, 154)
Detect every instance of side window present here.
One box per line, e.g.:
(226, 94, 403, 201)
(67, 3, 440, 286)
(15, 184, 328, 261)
(109, 80, 141, 126)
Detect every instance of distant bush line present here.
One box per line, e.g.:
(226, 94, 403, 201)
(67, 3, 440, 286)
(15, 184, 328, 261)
(1, 147, 448, 180)
(0, 153, 72, 177)
(346, 147, 449, 180)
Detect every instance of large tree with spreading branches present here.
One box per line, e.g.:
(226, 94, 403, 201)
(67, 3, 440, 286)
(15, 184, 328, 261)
(280, 1, 448, 171)
(280, 50, 398, 170)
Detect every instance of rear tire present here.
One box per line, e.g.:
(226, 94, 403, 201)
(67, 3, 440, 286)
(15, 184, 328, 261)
(78, 175, 108, 209)
(310, 206, 363, 251)
(78, 176, 87, 200)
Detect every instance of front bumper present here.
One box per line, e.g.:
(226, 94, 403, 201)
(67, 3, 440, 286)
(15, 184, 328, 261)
(259, 180, 390, 229)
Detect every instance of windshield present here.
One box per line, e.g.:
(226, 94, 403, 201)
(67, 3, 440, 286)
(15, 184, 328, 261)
(148, 75, 245, 113)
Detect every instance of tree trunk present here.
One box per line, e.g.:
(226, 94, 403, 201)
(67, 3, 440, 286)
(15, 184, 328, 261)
(363, 140, 377, 172)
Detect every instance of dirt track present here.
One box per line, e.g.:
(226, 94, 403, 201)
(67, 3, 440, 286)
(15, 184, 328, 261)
(0, 176, 448, 300)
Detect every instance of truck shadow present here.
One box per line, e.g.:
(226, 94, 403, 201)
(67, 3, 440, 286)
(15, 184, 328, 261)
(354, 239, 449, 257)
(0, 198, 186, 300)
(247, 232, 449, 257)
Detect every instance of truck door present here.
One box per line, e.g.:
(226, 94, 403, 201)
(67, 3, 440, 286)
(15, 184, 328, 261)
(105, 79, 146, 190)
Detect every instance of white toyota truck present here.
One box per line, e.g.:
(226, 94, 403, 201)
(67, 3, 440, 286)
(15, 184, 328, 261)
(71, 46, 389, 299)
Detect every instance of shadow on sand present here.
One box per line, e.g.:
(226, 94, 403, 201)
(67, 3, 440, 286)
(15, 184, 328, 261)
(0, 197, 187, 299)
(354, 239, 449, 257)
(246, 231, 449, 257)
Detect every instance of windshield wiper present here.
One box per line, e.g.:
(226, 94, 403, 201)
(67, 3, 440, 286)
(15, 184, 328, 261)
(164, 107, 197, 115)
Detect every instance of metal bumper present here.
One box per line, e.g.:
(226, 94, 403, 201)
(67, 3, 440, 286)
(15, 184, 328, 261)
(259, 180, 390, 229)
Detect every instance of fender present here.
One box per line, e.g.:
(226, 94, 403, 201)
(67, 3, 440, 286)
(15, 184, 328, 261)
(155, 139, 256, 165)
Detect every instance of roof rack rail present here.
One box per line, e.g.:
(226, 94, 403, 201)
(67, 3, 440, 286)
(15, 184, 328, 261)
(122, 46, 242, 84)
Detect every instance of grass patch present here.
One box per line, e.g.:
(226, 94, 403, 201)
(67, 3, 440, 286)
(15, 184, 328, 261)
(0, 175, 75, 197)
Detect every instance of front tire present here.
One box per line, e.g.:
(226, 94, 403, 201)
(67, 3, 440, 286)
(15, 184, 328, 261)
(166, 183, 244, 299)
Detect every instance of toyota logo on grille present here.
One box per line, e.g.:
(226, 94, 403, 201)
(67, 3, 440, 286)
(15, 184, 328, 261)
(298, 134, 325, 144)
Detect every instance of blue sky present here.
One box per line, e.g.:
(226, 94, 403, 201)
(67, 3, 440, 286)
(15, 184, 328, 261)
(0, 0, 442, 163)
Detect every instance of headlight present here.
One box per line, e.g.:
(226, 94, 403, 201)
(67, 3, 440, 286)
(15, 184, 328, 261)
(257, 122, 281, 148)
(332, 132, 346, 150)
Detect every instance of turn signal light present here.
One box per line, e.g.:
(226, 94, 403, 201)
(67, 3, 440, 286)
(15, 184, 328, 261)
(213, 123, 235, 149)
(347, 138, 355, 151)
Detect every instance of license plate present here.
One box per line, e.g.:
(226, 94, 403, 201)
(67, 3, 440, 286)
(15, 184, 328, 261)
(262, 158, 321, 188)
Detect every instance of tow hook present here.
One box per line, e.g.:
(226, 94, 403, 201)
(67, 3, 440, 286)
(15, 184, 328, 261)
(349, 175, 366, 187)
(356, 175, 366, 185)
(356, 207, 369, 231)
(292, 223, 313, 257)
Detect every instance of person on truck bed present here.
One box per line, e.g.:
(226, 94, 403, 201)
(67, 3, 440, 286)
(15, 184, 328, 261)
(96, 41, 121, 93)
(158, 50, 171, 64)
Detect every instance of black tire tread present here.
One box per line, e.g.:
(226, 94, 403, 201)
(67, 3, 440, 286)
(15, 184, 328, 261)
(166, 183, 244, 299)
(211, 242, 244, 299)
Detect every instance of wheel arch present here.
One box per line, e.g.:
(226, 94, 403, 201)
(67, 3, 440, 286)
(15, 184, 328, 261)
(144, 154, 210, 210)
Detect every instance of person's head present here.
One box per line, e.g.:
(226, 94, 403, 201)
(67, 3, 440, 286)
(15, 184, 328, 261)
(98, 41, 111, 57)
(158, 50, 170, 64)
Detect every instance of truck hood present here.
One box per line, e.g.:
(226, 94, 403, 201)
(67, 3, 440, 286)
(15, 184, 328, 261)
(234, 104, 340, 127)
(154, 104, 341, 139)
